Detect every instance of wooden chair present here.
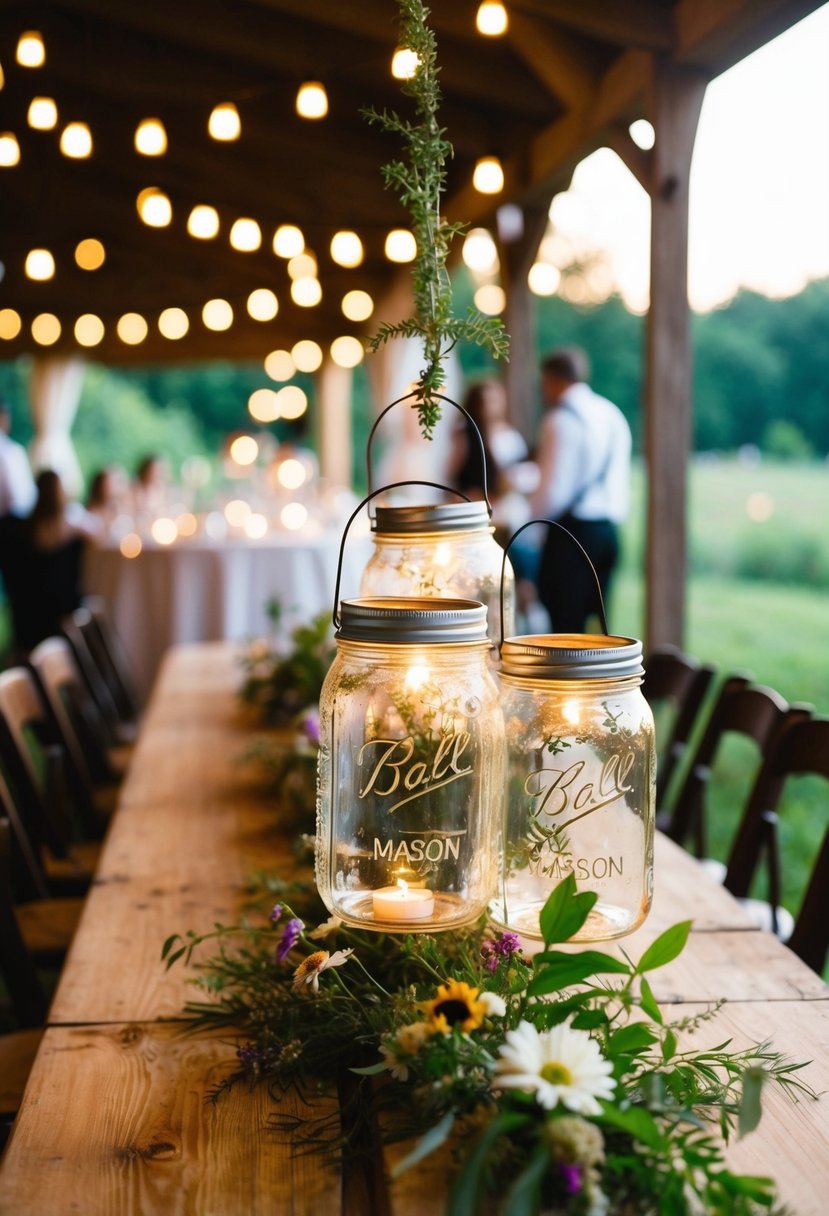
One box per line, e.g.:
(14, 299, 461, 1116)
(78, 597, 140, 727)
(642, 645, 717, 811)
(61, 609, 124, 747)
(661, 676, 809, 857)
(724, 716, 829, 973)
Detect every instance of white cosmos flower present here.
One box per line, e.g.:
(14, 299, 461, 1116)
(479, 991, 507, 1018)
(308, 915, 343, 941)
(495, 1019, 615, 1114)
(291, 948, 353, 994)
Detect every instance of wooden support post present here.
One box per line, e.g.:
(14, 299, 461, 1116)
(645, 58, 707, 650)
(499, 205, 552, 443)
(317, 360, 353, 487)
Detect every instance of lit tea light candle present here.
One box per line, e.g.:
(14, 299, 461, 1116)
(372, 878, 434, 922)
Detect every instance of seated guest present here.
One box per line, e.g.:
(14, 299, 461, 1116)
(0, 470, 97, 656)
(85, 465, 127, 537)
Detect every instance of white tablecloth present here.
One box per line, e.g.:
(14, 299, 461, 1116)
(85, 529, 370, 705)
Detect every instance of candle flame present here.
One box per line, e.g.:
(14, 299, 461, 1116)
(396, 878, 409, 895)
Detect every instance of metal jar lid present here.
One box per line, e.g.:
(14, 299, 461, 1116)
(500, 633, 644, 680)
(337, 597, 488, 643)
(371, 499, 492, 535)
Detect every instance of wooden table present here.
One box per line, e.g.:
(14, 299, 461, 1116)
(1, 643, 827, 1215)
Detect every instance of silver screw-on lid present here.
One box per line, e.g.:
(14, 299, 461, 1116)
(337, 597, 488, 643)
(371, 499, 492, 535)
(500, 633, 644, 680)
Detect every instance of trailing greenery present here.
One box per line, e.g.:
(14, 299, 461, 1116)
(237, 604, 334, 725)
(363, 0, 508, 436)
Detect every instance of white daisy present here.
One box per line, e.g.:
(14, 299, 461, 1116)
(291, 948, 353, 994)
(479, 991, 507, 1018)
(379, 1020, 431, 1081)
(308, 915, 343, 941)
(495, 1019, 615, 1114)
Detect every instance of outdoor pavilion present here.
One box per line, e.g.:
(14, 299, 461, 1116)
(0, 0, 822, 650)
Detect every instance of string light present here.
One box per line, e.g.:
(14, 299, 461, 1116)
(158, 307, 189, 339)
(290, 277, 322, 307)
(391, 47, 420, 79)
(287, 252, 317, 279)
(473, 284, 506, 314)
(247, 288, 278, 321)
(229, 436, 258, 466)
(384, 229, 416, 262)
(291, 339, 322, 372)
(264, 349, 295, 381)
(202, 298, 233, 331)
(16, 32, 45, 68)
(273, 224, 304, 257)
(60, 122, 93, 158)
(74, 314, 105, 347)
(136, 187, 172, 227)
(0, 133, 21, 166)
(277, 385, 307, 420)
(25, 248, 55, 280)
(31, 313, 61, 345)
(330, 230, 363, 267)
(75, 238, 105, 270)
(629, 119, 655, 150)
(187, 205, 220, 239)
(117, 312, 148, 345)
(120, 533, 142, 558)
(476, 2, 508, 36)
(473, 155, 504, 194)
(341, 290, 374, 322)
(0, 310, 22, 340)
(27, 97, 58, 129)
(330, 335, 364, 368)
(134, 118, 167, 156)
(462, 228, 498, 273)
(151, 518, 177, 545)
(208, 102, 240, 141)
(281, 502, 308, 530)
(229, 217, 262, 251)
(248, 388, 280, 423)
(296, 81, 328, 119)
(276, 459, 307, 490)
(528, 262, 561, 296)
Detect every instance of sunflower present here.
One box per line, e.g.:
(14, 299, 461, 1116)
(421, 980, 486, 1033)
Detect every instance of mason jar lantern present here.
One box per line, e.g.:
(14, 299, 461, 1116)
(489, 632, 655, 942)
(315, 596, 505, 932)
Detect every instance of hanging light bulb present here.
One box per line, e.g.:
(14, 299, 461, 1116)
(25, 248, 55, 280)
(330, 230, 364, 268)
(31, 313, 61, 345)
(202, 299, 233, 331)
(291, 339, 323, 372)
(287, 252, 317, 280)
(384, 229, 416, 263)
(290, 277, 322, 307)
(0, 132, 21, 166)
(27, 97, 58, 130)
(208, 102, 241, 141)
(136, 187, 172, 227)
(74, 314, 105, 347)
(330, 336, 364, 368)
(528, 262, 561, 296)
(272, 224, 304, 257)
(117, 313, 148, 345)
(134, 118, 167, 156)
(60, 122, 93, 158)
(187, 205, 220, 239)
(246, 288, 278, 321)
(0, 310, 22, 340)
(462, 228, 498, 273)
(476, 2, 509, 36)
(296, 81, 328, 119)
(341, 290, 374, 322)
(391, 47, 420, 79)
(75, 238, 105, 270)
(473, 155, 504, 194)
(229, 217, 262, 251)
(158, 307, 189, 339)
(16, 31, 45, 68)
(474, 284, 506, 315)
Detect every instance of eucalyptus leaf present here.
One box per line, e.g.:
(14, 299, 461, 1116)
(738, 1066, 767, 1137)
(391, 1110, 456, 1177)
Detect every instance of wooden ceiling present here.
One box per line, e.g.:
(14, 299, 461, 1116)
(0, 0, 821, 365)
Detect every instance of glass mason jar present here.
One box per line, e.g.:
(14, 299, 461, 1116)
(489, 634, 655, 942)
(316, 596, 505, 932)
(359, 500, 515, 644)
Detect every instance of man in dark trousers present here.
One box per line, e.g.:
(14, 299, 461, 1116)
(530, 347, 631, 634)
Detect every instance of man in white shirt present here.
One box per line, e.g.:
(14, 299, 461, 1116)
(529, 347, 632, 633)
(0, 399, 36, 518)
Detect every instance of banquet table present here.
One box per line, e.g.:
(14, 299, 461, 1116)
(1, 643, 827, 1215)
(84, 527, 370, 706)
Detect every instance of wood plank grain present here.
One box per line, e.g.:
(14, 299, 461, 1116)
(0, 1023, 342, 1216)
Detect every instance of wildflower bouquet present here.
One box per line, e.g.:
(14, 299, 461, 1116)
(164, 873, 813, 1215)
(237, 604, 334, 725)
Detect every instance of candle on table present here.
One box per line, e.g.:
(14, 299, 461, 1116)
(372, 878, 435, 922)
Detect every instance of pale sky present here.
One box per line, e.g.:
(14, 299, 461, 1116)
(545, 2, 829, 314)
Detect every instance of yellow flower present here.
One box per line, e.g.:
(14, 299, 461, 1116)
(291, 948, 353, 994)
(421, 980, 486, 1034)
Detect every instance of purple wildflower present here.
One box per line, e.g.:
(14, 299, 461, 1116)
(481, 931, 523, 972)
(301, 709, 321, 746)
(275, 917, 304, 963)
(480, 938, 499, 972)
(269, 903, 283, 924)
(559, 1163, 583, 1195)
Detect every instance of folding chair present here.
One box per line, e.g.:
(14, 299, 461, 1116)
(642, 645, 717, 811)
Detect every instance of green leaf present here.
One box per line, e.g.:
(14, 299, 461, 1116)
(738, 1067, 767, 1137)
(528, 950, 630, 996)
(635, 921, 692, 973)
(500, 1143, 549, 1215)
(391, 1111, 456, 1177)
(163, 947, 187, 971)
(538, 874, 598, 945)
(599, 1103, 665, 1151)
(161, 934, 181, 960)
(350, 1062, 389, 1076)
(606, 1024, 657, 1056)
(447, 1112, 530, 1216)
(638, 976, 663, 1025)
(662, 1029, 678, 1063)
(712, 1170, 775, 1202)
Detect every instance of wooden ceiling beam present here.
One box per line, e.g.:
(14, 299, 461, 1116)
(511, 0, 673, 50)
(507, 11, 602, 108)
(674, 0, 823, 73)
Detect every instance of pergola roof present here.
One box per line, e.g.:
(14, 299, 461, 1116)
(0, 0, 821, 365)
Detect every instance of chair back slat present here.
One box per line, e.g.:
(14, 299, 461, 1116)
(642, 646, 717, 809)
(0, 817, 49, 1027)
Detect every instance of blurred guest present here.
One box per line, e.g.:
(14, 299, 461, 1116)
(85, 465, 126, 536)
(448, 379, 528, 502)
(0, 397, 36, 519)
(132, 454, 168, 517)
(530, 347, 631, 634)
(0, 469, 97, 654)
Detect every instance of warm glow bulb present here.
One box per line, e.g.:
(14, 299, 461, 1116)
(473, 155, 504, 194)
(117, 312, 148, 345)
(25, 248, 55, 280)
(60, 121, 92, 158)
(474, 284, 506, 315)
(248, 388, 280, 423)
(528, 262, 561, 296)
(229, 217, 262, 252)
(287, 252, 317, 280)
(244, 513, 268, 540)
(247, 288, 278, 321)
(74, 313, 105, 346)
(229, 436, 258, 466)
(202, 299, 233, 331)
(0, 310, 23, 340)
(385, 229, 416, 263)
(136, 187, 172, 227)
(264, 349, 295, 381)
(75, 238, 105, 270)
(341, 290, 374, 322)
(27, 97, 57, 130)
(16, 31, 45, 68)
(187, 205, 220, 239)
(151, 518, 178, 546)
(476, 1, 508, 36)
(290, 277, 322, 307)
(291, 339, 322, 372)
(330, 230, 363, 268)
(158, 307, 189, 339)
(273, 224, 304, 257)
(176, 513, 198, 538)
(280, 502, 308, 531)
(224, 498, 251, 526)
(296, 81, 328, 119)
(276, 458, 307, 490)
(462, 228, 498, 273)
(31, 313, 61, 345)
(134, 118, 167, 156)
(208, 102, 240, 141)
(330, 335, 364, 368)
(120, 533, 142, 559)
(629, 119, 655, 150)
(391, 47, 420, 79)
(0, 133, 20, 166)
(276, 385, 307, 420)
